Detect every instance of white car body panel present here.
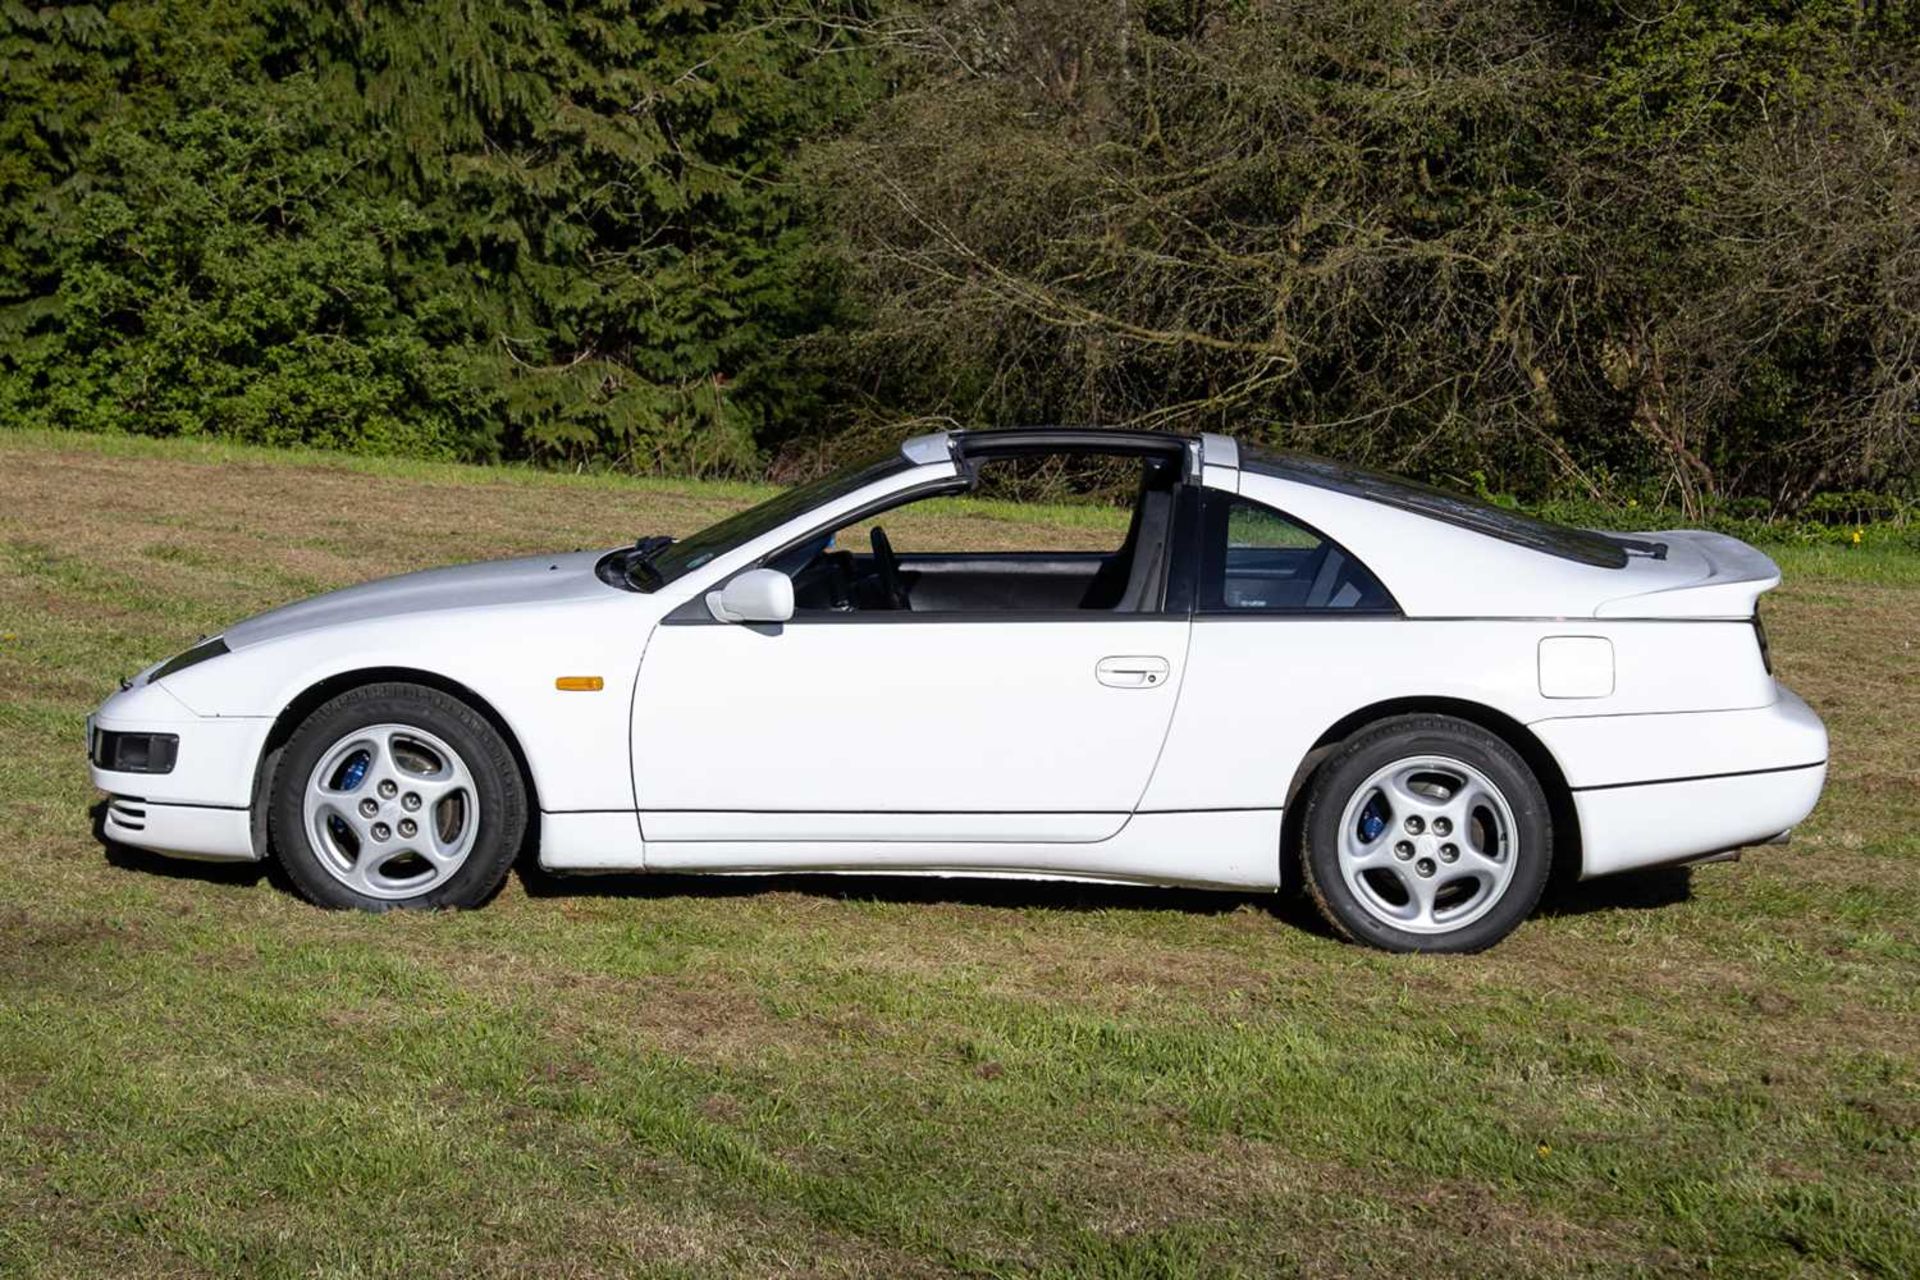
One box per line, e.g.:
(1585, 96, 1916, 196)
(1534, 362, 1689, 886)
(1138, 617, 1778, 814)
(641, 811, 1132, 843)
(215, 551, 620, 649)
(1234, 474, 1785, 622)
(539, 810, 646, 871)
(101, 794, 255, 861)
(87, 429, 1828, 911)
(645, 810, 1283, 890)
(1574, 765, 1825, 878)
(89, 678, 268, 807)
(631, 618, 1188, 843)
(154, 572, 662, 816)
(1530, 687, 1827, 790)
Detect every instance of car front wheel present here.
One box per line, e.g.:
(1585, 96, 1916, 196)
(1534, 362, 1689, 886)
(270, 682, 526, 910)
(1299, 715, 1551, 953)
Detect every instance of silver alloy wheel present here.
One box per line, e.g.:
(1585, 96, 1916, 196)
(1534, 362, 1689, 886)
(1335, 754, 1518, 935)
(302, 723, 480, 901)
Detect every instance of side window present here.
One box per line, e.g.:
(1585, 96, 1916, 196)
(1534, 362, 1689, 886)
(1200, 493, 1395, 614)
(768, 451, 1184, 616)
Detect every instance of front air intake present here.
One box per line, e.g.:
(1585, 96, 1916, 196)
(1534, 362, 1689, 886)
(106, 796, 148, 832)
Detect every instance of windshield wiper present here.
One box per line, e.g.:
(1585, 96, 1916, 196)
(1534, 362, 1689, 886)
(624, 535, 674, 590)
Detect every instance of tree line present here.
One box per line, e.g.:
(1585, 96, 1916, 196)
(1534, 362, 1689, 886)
(2, 1, 1914, 513)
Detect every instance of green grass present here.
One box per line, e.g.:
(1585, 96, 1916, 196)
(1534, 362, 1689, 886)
(2, 430, 1916, 1277)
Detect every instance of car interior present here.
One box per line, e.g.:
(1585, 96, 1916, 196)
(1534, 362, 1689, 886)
(766, 446, 1183, 615)
(750, 435, 1395, 617)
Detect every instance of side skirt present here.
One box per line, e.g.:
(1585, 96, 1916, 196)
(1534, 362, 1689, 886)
(539, 809, 1284, 892)
(539, 810, 646, 872)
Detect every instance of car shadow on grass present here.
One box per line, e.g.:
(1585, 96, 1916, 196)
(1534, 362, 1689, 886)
(517, 861, 1690, 933)
(1537, 865, 1694, 917)
(517, 860, 1337, 931)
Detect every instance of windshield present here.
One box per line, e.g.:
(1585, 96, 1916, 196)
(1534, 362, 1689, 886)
(634, 449, 913, 590)
(1242, 447, 1630, 569)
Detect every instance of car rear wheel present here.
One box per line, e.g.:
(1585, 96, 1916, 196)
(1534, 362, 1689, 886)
(1299, 715, 1551, 953)
(270, 682, 525, 910)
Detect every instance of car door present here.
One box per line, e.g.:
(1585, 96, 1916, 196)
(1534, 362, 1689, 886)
(628, 460, 1194, 862)
(631, 615, 1189, 850)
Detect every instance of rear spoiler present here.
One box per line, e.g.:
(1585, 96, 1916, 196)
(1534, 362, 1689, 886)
(1608, 534, 1668, 560)
(1594, 531, 1782, 619)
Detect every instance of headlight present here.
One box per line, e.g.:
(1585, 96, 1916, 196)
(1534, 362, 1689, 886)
(151, 636, 229, 682)
(91, 729, 179, 774)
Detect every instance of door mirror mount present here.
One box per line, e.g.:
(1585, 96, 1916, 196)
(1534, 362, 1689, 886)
(706, 568, 795, 624)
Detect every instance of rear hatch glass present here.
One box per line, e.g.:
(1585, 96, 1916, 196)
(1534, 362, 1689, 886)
(1242, 448, 1632, 568)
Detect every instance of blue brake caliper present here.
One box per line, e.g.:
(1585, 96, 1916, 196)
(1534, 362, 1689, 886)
(1358, 795, 1387, 844)
(329, 751, 370, 846)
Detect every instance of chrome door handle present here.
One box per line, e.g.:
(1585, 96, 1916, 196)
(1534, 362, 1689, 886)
(1096, 656, 1170, 688)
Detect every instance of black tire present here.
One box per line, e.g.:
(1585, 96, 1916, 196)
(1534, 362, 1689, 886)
(1299, 715, 1551, 953)
(269, 682, 526, 911)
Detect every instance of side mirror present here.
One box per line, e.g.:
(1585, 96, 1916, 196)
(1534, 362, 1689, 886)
(706, 568, 795, 624)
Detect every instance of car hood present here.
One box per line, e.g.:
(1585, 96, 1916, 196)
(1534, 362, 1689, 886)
(222, 550, 621, 649)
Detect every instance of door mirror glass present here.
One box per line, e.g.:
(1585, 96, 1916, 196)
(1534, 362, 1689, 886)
(706, 568, 795, 624)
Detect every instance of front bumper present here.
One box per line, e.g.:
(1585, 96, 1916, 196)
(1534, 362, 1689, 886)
(100, 795, 257, 861)
(88, 679, 270, 861)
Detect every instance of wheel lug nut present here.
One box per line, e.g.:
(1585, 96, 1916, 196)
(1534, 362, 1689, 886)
(401, 792, 422, 812)
(398, 818, 417, 838)
(1404, 816, 1425, 834)
(377, 780, 398, 799)
(370, 822, 391, 841)
(1440, 843, 1459, 863)
(358, 799, 378, 818)
(1416, 857, 1436, 878)
(1433, 817, 1452, 836)
(1394, 840, 1414, 860)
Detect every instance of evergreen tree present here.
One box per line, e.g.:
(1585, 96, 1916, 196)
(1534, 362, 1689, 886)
(0, 0, 880, 472)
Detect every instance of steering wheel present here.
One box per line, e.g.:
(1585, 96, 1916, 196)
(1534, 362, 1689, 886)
(869, 525, 909, 610)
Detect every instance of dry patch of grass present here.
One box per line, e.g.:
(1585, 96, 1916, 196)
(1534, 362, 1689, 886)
(2, 430, 1916, 1278)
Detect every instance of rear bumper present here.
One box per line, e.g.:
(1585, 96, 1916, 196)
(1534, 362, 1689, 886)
(1533, 685, 1828, 878)
(1569, 762, 1825, 878)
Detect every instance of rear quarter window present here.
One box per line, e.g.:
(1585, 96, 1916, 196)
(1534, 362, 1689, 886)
(1200, 492, 1397, 614)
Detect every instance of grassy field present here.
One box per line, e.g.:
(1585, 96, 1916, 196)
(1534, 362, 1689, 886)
(1, 430, 1915, 1278)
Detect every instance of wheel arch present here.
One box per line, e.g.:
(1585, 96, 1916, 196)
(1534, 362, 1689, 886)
(247, 666, 542, 860)
(1277, 696, 1583, 889)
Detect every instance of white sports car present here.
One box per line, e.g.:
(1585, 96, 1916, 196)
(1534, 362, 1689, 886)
(87, 429, 1827, 951)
